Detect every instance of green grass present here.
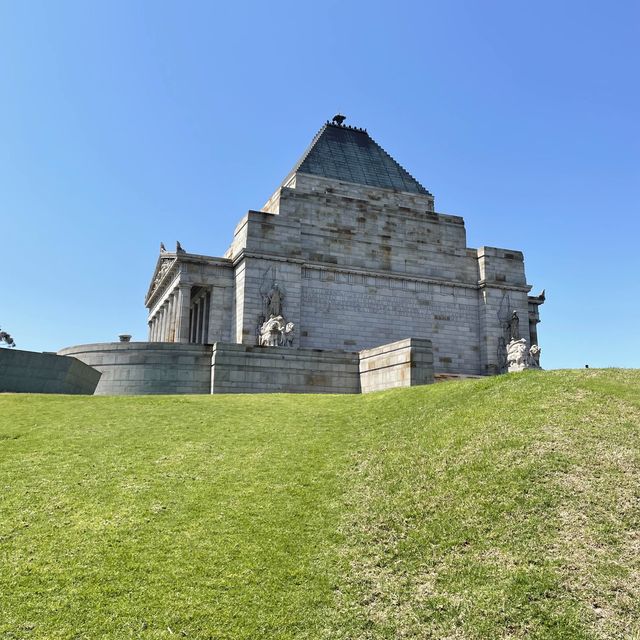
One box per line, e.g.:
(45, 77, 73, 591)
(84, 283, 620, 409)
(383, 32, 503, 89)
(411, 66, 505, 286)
(1, 369, 638, 639)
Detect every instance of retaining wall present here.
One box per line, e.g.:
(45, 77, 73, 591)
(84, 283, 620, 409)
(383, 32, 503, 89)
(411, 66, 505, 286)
(359, 338, 434, 393)
(58, 342, 212, 395)
(0, 348, 101, 394)
(211, 343, 360, 394)
(58, 338, 436, 395)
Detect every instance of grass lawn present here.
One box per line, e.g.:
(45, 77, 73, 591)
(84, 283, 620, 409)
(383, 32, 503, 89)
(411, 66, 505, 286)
(1, 369, 638, 639)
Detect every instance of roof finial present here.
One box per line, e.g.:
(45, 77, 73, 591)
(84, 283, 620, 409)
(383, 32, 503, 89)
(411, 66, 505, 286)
(332, 113, 346, 126)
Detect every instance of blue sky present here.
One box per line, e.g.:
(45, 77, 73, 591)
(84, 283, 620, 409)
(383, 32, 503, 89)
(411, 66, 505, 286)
(1, 0, 638, 369)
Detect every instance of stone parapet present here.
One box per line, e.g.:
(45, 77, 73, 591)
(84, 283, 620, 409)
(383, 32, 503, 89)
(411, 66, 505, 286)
(359, 338, 434, 393)
(211, 343, 360, 394)
(58, 342, 212, 395)
(0, 348, 101, 394)
(54, 338, 438, 396)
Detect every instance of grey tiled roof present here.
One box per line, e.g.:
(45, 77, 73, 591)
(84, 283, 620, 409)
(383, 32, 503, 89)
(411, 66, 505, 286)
(285, 122, 431, 196)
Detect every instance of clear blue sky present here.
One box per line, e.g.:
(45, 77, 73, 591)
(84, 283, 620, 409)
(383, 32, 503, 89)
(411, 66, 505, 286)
(1, 0, 638, 369)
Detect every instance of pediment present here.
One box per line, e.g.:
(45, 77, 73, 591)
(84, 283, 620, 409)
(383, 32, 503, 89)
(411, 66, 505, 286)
(145, 254, 178, 304)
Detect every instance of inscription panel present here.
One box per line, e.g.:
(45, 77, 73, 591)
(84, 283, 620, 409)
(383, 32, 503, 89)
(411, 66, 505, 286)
(299, 273, 482, 374)
(302, 286, 478, 323)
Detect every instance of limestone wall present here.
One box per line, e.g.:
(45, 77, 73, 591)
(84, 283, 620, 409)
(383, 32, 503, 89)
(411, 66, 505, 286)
(0, 348, 101, 394)
(359, 338, 434, 393)
(211, 343, 360, 394)
(140, 169, 541, 379)
(222, 173, 534, 375)
(55, 338, 438, 396)
(299, 265, 482, 373)
(58, 343, 212, 395)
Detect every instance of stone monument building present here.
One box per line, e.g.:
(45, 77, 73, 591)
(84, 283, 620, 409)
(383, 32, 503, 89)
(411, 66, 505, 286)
(60, 116, 544, 394)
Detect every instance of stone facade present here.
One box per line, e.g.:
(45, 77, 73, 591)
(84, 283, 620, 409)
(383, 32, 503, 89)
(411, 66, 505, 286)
(59, 117, 543, 395)
(142, 119, 543, 379)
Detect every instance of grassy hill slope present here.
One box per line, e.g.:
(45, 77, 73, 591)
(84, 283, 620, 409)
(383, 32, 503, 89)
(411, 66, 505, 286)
(1, 370, 638, 640)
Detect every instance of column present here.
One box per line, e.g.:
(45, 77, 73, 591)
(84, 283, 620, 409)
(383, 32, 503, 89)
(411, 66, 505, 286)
(166, 300, 173, 341)
(201, 296, 207, 343)
(207, 286, 227, 343)
(203, 291, 211, 344)
(160, 305, 167, 342)
(175, 285, 191, 343)
(167, 293, 175, 342)
(194, 298, 202, 344)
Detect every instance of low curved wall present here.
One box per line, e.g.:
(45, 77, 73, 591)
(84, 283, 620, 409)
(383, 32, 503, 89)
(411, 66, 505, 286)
(57, 338, 436, 396)
(57, 343, 213, 395)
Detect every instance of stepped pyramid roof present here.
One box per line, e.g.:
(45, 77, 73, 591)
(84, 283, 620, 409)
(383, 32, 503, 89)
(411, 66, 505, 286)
(284, 119, 431, 196)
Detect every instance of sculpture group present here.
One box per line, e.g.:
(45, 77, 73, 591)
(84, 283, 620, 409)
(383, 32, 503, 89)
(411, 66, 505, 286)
(258, 282, 295, 348)
(506, 338, 542, 372)
(505, 310, 542, 373)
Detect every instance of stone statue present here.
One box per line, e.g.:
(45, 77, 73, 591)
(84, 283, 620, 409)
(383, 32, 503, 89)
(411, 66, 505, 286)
(258, 316, 295, 348)
(259, 315, 285, 347)
(266, 283, 284, 318)
(507, 339, 542, 372)
(528, 344, 542, 368)
(509, 310, 520, 341)
(506, 339, 529, 372)
(152, 260, 172, 289)
(282, 322, 295, 347)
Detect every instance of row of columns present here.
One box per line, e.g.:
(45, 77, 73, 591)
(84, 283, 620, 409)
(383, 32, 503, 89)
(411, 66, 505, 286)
(189, 290, 211, 344)
(148, 285, 191, 343)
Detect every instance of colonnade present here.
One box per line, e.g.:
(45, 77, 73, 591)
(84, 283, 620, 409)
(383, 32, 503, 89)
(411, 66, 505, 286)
(148, 285, 213, 344)
(148, 284, 191, 343)
(188, 289, 211, 344)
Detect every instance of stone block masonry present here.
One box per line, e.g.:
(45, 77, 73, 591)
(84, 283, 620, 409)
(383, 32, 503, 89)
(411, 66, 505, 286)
(58, 339, 435, 395)
(211, 343, 360, 394)
(58, 343, 212, 395)
(139, 119, 543, 379)
(0, 348, 101, 394)
(359, 338, 434, 393)
(60, 117, 543, 392)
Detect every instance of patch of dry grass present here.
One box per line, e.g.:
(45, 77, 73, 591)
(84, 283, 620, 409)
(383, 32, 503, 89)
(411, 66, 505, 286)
(324, 370, 640, 639)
